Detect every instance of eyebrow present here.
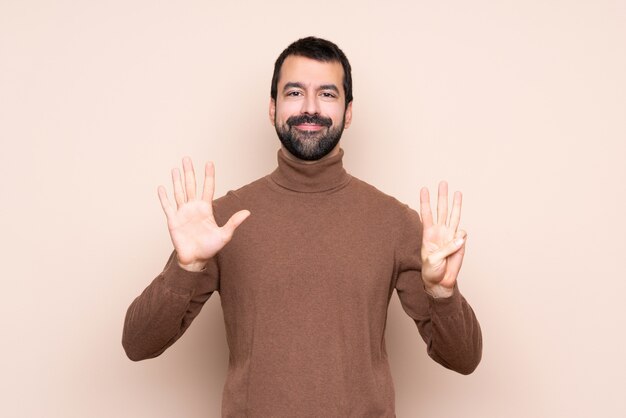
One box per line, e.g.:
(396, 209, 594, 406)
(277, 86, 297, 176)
(282, 82, 340, 94)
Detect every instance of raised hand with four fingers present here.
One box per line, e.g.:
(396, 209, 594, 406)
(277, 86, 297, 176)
(419, 181, 467, 298)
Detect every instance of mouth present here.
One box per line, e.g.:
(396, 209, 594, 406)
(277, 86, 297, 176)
(294, 123, 324, 132)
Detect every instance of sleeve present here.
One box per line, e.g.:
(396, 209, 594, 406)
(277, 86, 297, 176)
(121, 250, 220, 361)
(393, 205, 483, 375)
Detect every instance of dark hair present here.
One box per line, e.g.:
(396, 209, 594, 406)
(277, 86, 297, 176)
(271, 36, 353, 107)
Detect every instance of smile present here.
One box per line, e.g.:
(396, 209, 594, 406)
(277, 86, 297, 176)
(294, 124, 324, 131)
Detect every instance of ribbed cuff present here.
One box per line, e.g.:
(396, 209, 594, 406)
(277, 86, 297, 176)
(426, 284, 465, 318)
(160, 253, 209, 296)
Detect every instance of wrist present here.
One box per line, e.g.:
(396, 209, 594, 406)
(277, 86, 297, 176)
(176, 256, 207, 272)
(424, 283, 455, 299)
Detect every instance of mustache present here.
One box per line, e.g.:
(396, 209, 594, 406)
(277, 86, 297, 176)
(287, 114, 332, 128)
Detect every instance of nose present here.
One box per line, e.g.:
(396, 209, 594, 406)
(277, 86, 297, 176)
(301, 92, 320, 115)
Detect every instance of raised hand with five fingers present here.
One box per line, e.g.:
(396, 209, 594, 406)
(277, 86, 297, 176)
(419, 181, 467, 298)
(157, 157, 251, 272)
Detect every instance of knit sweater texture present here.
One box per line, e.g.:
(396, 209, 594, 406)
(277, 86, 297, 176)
(122, 148, 482, 417)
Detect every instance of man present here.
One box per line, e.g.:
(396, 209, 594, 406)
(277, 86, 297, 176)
(123, 36, 482, 417)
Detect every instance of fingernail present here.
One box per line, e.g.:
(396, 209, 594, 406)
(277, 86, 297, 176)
(455, 237, 465, 246)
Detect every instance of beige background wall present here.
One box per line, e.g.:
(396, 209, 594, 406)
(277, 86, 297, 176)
(1, 0, 625, 417)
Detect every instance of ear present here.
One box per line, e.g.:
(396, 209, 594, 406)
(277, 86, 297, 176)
(343, 101, 353, 129)
(269, 98, 276, 126)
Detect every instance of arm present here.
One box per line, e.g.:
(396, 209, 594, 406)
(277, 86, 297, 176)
(122, 157, 250, 361)
(394, 184, 482, 374)
(122, 251, 219, 361)
(396, 269, 482, 375)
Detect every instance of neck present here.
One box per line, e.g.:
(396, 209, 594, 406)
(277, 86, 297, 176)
(269, 146, 351, 193)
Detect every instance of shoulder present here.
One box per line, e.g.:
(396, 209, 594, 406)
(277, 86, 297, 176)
(347, 175, 421, 230)
(210, 176, 268, 224)
(348, 175, 414, 213)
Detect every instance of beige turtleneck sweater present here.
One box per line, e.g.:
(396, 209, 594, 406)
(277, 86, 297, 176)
(122, 148, 482, 417)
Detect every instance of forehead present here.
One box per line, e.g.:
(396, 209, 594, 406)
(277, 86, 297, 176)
(278, 55, 344, 90)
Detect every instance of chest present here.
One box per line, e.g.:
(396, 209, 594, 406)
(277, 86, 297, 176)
(217, 197, 399, 309)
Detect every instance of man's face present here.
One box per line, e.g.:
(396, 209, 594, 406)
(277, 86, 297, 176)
(270, 55, 352, 161)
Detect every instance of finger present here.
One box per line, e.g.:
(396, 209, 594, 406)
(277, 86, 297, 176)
(182, 156, 197, 200)
(220, 210, 251, 242)
(428, 230, 467, 264)
(201, 161, 215, 204)
(437, 180, 448, 225)
(448, 191, 463, 231)
(172, 167, 186, 208)
(420, 187, 434, 228)
(444, 231, 467, 284)
(157, 186, 175, 219)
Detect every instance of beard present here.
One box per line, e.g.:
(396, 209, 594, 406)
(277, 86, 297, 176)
(274, 112, 345, 161)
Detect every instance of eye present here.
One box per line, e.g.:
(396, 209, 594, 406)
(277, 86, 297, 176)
(321, 92, 337, 98)
(286, 91, 302, 97)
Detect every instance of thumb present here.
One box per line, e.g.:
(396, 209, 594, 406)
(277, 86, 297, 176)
(428, 230, 467, 264)
(220, 210, 251, 242)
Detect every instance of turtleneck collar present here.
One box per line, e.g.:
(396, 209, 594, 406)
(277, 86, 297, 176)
(268, 147, 352, 193)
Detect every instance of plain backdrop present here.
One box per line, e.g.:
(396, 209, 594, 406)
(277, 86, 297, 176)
(1, 1, 625, 417)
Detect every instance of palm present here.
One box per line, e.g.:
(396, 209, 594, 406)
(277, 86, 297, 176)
(166, 200, 223, 265)
(419, 181, 467, 293)
(158, 157, 250, 268)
